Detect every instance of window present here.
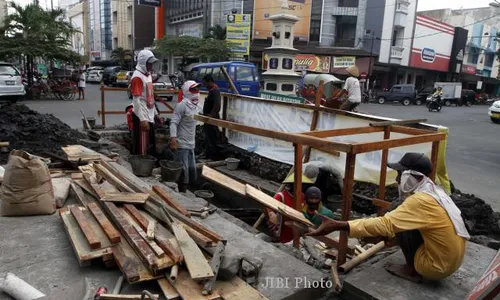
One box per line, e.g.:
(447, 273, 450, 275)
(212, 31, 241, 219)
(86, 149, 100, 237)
(391, 86, 402, 92)
(211, 68, 223, 80)
(266, 83, 277, 91)
(0, 65, 19, 76)
(236, 66, 255, 81)
(282, 58, 293, 70)
(339, 0, 359, 7)
(282, 84, 294, 92)
(112, 11, 117, 25)
(113, 37, 118, 48)
(269, 58, 278, 69)
(309, 20, 320, 42)
(199, 68, 208, 78)
(402, 87, 413, 93)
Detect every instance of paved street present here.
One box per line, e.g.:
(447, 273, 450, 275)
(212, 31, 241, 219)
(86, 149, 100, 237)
(24, 84, 500, 210)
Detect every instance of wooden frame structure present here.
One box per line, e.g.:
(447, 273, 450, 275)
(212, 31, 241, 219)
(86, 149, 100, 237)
(195, 94, 446, 265)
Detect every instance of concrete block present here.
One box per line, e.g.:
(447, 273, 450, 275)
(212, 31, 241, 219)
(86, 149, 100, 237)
(342, 242, 496, 300)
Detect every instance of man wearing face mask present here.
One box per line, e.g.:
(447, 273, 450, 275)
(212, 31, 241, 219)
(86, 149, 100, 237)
(303, 187, 336, 226)
(306, 153, 469, 282)
(170, 80, 201, 193)
(130, 50, 159, 156)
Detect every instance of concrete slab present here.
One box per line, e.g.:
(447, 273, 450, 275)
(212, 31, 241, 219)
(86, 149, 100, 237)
(342, 242, 496, 300)
(111, 162, 330, 300)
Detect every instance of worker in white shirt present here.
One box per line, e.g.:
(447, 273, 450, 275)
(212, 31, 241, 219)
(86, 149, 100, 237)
(340, 65, 361, 111)
(78, 70, 86, 100)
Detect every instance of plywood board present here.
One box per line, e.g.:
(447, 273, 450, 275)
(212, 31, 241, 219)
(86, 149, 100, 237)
(201, 166, 246, 196)
(171, 223, 214, 281)
(172, 269, 221, 300)
(60, 210, 112, 266)
(62, 145, 109, 162)
(214, 276, 268, 300)
(158, 278, 181, 300)
(101, 192, 149, 204)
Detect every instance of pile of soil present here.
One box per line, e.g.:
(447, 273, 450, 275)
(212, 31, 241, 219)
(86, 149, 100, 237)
(0, 104, 86, 164)
(451, 191, 500, 236)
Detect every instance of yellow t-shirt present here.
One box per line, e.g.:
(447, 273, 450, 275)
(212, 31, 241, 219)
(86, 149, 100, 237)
(348, 192, 466, 280)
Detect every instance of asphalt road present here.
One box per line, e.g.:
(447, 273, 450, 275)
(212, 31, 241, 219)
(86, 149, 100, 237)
(24, 85, 500, 210)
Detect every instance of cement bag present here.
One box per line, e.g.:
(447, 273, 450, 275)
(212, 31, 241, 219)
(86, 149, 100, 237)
(0, 150, 55, 216)
(52, 178, 71, 208)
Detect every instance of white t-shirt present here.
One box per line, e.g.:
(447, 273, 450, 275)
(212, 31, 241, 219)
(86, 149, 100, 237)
(78, 74, 86, 88)
(344, 77, 361, 103)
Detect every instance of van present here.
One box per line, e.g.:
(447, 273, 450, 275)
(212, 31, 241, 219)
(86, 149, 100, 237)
(188, 62, 259, 97)
(376, 84, 416, 106)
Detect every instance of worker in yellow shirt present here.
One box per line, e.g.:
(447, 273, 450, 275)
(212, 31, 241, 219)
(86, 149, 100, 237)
(307, 153, 470, 282)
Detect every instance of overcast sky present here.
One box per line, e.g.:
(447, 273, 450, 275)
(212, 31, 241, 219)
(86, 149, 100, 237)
(10, 0, 498, 13)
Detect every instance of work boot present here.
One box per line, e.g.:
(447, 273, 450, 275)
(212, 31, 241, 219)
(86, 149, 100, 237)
(178, 183, 187, 193)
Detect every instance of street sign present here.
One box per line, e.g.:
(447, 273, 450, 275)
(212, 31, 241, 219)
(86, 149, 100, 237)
(138, 0, 160, 7)
(466, 249, 500, 300)
(261, 91, 305, 104)
(360, 72, 367, 79)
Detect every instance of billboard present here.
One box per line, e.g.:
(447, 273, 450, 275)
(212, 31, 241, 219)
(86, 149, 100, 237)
(294, 54, 330, 73)
(227, 14, 251, 58)
(253, 0, 312, 41)
(138, 0, 160, 7)
(409, 15, 454, 72)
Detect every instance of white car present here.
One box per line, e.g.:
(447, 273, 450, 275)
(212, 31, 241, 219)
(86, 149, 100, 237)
(489, 100, 500, 124)
(87, 70, 103, 83)
(0, 62, 25, 103)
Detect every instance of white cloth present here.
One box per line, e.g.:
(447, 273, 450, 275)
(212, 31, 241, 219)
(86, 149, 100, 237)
(132, 50, 157, 123)
(343, 77, 361, 103)
(400, 170, 470, 239)
(78, 74, 86, 88)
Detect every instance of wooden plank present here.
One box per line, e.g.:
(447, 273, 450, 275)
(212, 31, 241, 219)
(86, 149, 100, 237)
(0, 141, 9, 147)
(100, 160, 146, 193)
(62, 145, 102, 162)
(245, 184, 314, 227)
(182, 224, 216, 247)
(88, 202, 121, 243)
(351, 132, 446, 154)
(70, 206, 101, 249)
(112, 245, 140, 283)
(132, 223, 165, 258)
(369, 118, 427, 127)
(83, 173, 106, 199)
(74, 179, 98, 198)
(391, 125, 434, 135)
(338, 153, 356, 266)
(301, 126, 383, 138)
(98, 294, 159, 299)
(152, 185, 191, 217)
(70, 180, 95, 207)
(71, 172, 83, 179)
(172, 269, 220, 300)
(293, 143, 303, 248)
(378, 126, 391, 206)
(158, 278, 181, 300)
(94, 163, 136, 193)
(195, 115, 351, 154)
(171, 223, 214, 281)
(101, 192, 149, 204)
(59, 210, 112, 266)
(430, 141, 440, 181)
(201, 166, 246, 196)
(123, 204, 150, 229)
(304, 81, 324, 162)
(147, 220, 155, 240)
(214, 275, 268, 300)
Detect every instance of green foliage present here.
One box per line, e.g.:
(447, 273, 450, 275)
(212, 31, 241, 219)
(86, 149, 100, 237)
(111, 47, 133, 69)
(205, 25, 226, 40)
(155, 35, 232, 63)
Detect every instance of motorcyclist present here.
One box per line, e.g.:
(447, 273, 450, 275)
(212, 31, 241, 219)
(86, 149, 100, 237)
(432, 87, 443, 105)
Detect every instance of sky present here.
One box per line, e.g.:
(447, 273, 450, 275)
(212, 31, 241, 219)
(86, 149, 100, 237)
(10, 0, 498, 12)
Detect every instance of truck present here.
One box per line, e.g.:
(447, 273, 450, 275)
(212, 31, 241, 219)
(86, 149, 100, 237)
(433, 82, 462, 106)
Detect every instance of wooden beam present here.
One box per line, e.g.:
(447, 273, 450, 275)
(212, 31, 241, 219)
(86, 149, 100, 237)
(98, 294, 160, 300)
(351, 132, 446, 154)
(101, 192, 149, 204)
(132, 224, 165, 258)
(293, 143, 303, 248)
(73, 179, 98, 199)
(111, 245, 140, 283)
(369, 118, 427, 127)
(147, 220, 156, 240)
(70, 180, 95, 207)
(172, 269, 221, 300)
(99, 160, 145, 193)
(214, 275, 268, 300)
(158, 278, 181, 300)
(245, 185, 314, 227)
(182, 224, 216, 247)
(201, 166, 246, 195)
(152, 185, 191, 217)
(391, 125, 434, 135)
(87, 202, 121, 243)
(304, 81, 324, 162)
(301, 126, 383, 138)
(171, 222, 215, 281)
(378, 126, 391, 207)
(338, 153, 356, 265)
(70, 206, 101, 249)
(123, 204, 150, 229)
(430, 141, 440, 181)
(195, 115, 351, 154)
(94, 163, 135, 193)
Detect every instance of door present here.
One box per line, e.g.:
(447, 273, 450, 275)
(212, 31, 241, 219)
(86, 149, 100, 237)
(234, 65, 258, 96)
(388, 86, 402, 101)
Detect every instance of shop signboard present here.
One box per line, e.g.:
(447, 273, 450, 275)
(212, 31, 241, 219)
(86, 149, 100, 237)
(462, 65, 477, 75)
(138, 0, 160, 7)
(226, 14, 251, 58)
(253, 0, 312, 41)
(261, 91, 305, 104)
(294, 54, 331, 73)
(332, 56, 356, 68)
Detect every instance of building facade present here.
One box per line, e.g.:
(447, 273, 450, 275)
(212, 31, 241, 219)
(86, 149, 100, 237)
(67, 1, 89, 59)
(0, 0, 7, 28)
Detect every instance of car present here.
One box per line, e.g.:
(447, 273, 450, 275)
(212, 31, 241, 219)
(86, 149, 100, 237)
(127, 74, 174, 100)
(461, 89, 476, 107)
(489, 100, 500, 124)
(115, 71, 133, 87)
(85, 66, 103, 79)
(376, 84, 416, 106)
(102, 66, 121, 86)
(0, 62, 25, 103)
(87, 70, 103, 84)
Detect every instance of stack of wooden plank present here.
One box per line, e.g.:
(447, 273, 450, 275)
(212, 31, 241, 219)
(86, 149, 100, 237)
(56, 152, 268, 300)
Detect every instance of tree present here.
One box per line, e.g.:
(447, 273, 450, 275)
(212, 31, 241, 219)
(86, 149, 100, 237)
(111, 47, 133, 69)
(205, 25, 226, 40)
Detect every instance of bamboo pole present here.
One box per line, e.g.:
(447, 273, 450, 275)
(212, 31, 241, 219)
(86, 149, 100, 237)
(339, 241, 385, 273)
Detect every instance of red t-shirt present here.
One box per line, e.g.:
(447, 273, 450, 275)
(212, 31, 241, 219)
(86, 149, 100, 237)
(273, 190, 305, 243)
(130, 77, 143, 97)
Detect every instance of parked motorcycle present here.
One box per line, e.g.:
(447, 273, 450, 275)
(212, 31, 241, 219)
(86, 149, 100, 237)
(427, 94, 442, 112)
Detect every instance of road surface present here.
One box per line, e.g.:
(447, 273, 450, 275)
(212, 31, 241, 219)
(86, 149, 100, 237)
(24, 85, 500, 210)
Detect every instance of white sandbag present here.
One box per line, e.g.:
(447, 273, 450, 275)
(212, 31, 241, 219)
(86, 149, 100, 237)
(0, 273, 45, 300)
(52, 177, 71, 208)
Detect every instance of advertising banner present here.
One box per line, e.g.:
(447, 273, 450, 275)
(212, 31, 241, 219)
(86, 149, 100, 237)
(261, 91, 305, 103)
(253, 0, 312, 41)
(332, 56, 356, 68)
(138, 0, 160, 7)
(462, 64, 477, 75)
(410, 15, 453, 72)
(226, 14, 251, 57)
(295, 54, 331, 73)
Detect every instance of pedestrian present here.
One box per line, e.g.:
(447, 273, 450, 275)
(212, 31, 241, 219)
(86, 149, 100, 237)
(202, 74, 221, 160)
(78, 70, 86, 100)
(340, 65, 361, 111)
(129, 49, 159, 156)
(307, 153, 469, 282)
(170, 80, 201, 193)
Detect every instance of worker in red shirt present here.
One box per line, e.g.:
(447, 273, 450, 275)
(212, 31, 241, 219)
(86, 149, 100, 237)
(129, 49, 159, 156)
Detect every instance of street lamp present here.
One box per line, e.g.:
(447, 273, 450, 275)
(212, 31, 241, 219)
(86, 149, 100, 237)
(490, 0, 500, 7)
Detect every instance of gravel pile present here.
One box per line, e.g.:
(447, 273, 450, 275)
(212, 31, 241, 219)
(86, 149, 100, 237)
(0, 104, 86, 164)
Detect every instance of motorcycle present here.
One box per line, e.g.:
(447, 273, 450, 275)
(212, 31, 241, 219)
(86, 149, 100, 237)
(427, 94, 442, 112)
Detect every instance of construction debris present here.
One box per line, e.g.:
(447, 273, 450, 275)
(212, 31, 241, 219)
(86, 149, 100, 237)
(0, 272, 45, 300)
